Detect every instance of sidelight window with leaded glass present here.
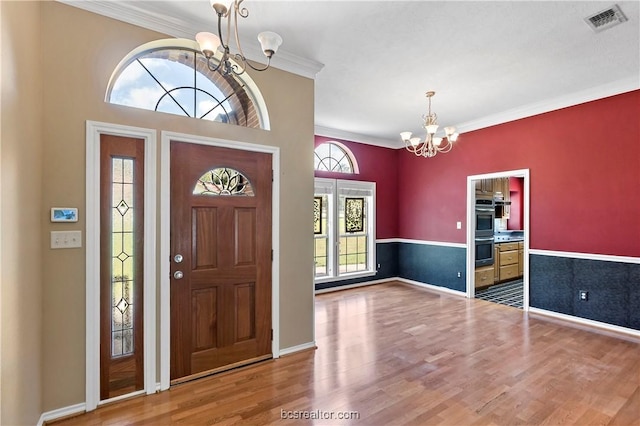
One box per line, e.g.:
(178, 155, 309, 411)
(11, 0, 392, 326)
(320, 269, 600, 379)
(111, 158, 136, 356)
(100, 134, 144, 400)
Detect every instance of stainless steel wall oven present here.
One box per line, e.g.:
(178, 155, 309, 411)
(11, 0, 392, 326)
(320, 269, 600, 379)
(475, 236, 495, 267)
(475, 195, 495, 237)
(475, 195, 495, 266)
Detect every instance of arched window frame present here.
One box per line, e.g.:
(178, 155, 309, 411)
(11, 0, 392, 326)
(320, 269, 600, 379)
(314, 141, 359, 174)
(105, 38, 271, 130)
(193, 167, 255, 196)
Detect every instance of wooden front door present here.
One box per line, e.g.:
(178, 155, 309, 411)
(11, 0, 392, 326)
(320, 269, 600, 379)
(170, 142, 272, 381)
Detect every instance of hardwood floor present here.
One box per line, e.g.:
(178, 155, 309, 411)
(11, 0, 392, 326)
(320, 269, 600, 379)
(53, 281, 640, 425)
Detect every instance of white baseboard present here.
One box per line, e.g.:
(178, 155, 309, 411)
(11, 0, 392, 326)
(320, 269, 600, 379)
(396, 277, 467, 298)
(38, 403, 86, 426)
(528, 307, 640, 340)
(315, 276, 467, 299)
(314, 277, 394, 294)
(279, 341, 316, 356)
(37, 385, 165, 425)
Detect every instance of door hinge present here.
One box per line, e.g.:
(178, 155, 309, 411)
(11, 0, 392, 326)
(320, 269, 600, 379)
(271, 329, 273, 341)
(271, 169, 274, 182)
(271, 249, 274, 261)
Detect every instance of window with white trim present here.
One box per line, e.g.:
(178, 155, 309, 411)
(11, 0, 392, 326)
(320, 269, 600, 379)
(314, 178, 376, 282)
(106, 39, 270, 129)
(314, 142, 359, 174)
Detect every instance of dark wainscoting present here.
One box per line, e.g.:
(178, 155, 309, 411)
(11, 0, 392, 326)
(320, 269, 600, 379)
(315, 241, 467, 293)
(315, 242, 399, 291)
(398, 242, 467, 292)
(530, 254, 640, 330)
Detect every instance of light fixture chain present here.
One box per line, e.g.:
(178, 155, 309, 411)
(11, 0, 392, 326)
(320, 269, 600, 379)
(196, 0, 283, 78)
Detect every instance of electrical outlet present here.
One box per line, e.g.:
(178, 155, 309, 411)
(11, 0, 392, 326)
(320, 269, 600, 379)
(377, 263, 381, 269)
(457, 272, 461, 278)
(579, 290, 588, 301)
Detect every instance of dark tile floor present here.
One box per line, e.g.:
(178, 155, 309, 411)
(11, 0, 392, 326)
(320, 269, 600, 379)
(476, 279, 523, 308)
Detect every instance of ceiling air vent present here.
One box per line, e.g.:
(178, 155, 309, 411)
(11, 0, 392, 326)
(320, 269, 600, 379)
(584, 4, 628, 33)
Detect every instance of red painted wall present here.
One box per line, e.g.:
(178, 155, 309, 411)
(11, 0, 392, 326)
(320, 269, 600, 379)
(314, 136, 399, 239)
(398, 90, 640, 257)
(507, 177, 523, 230)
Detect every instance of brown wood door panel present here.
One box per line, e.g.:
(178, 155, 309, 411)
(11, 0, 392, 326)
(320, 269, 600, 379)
(234, 282, 256, 342)
(192, 208, 219, 271)
(234, 208, 257, 266)
(170, 141, 272, 380)
(191, 287, 219, 352)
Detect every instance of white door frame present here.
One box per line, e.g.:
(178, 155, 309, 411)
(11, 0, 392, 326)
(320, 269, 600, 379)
(159, 131, 281, 390)
(85, 121, 157, 411)
(466, 169, 530, 310)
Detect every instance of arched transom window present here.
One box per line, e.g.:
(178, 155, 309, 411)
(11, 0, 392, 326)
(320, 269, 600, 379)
(193, 167, 254, 196)
(314, 142, 359, 174)
(106, 39, 270, 129)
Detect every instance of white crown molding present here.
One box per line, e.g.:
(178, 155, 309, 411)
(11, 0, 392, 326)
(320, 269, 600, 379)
(319, 77, 639, 150)
(314, 125, 403, 149)
(56, 0, 324, 79)
(56, 1, 637, 149)
(456, 77, 640, 134)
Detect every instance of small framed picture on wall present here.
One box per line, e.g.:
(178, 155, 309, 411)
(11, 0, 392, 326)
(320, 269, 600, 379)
(51, 207, 78, 223)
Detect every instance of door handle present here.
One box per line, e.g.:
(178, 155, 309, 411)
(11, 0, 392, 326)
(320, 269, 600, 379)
(173, 271, 184, 280)
(174, 254, 183, 263)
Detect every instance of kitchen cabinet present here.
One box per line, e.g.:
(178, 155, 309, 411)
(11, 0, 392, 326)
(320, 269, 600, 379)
(497, 241, 521, 282)
(494, 245, 500, 282)
(478, 240, 523, 288)
(475, 265, 494, 288)
(518, 241, 524, 275)
(494, 177, 510, 202)
(475, 177, 511, 199)
(500, 263, 519, 281)
(475, 178, 494, 194)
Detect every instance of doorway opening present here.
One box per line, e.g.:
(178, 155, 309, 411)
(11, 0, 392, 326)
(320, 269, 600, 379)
(466, 169, 530, 310)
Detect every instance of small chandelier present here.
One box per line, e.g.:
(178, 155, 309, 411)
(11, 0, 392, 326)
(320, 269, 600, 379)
(196, 0, 283, 77)
(400, 91, 460, 158)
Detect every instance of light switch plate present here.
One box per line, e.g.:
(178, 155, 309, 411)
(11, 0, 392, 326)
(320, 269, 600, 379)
(51, 230, 82, 249)
(456, 221, 462, 229)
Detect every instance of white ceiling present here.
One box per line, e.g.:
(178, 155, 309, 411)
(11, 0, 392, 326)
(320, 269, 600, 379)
(61, 0, 640, 148)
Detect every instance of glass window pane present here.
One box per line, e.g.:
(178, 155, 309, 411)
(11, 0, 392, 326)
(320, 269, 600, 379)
(111, 157, 136, 357)
(193, 167, 255, 196)
(313, 143, 354, 174)
(313, 142, 353, 173)
(107, 45, 262, 128)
